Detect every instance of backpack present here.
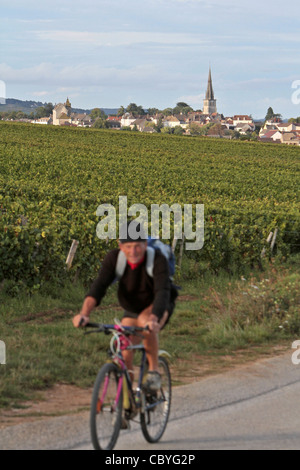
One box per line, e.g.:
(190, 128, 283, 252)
(115, 237, 175, 281)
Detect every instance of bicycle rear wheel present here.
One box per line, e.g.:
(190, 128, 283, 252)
(140, 356, 171, 443)
(90, 363, 123, 450)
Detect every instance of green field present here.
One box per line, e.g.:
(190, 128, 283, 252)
(0, 121, 300, 409)
(0, 121, 299, 291)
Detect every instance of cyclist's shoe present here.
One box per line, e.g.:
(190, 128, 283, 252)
(112, 412, 130, 430)
(143, 371, 161, 392)
(120, 416, 130, 430)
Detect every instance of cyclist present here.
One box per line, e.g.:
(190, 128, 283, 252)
(73, 221, 177, 393)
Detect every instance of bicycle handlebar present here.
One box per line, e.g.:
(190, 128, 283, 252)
(83, 322, 149, 336)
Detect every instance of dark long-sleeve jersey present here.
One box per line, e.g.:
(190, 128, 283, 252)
(86, 248, 171, 320)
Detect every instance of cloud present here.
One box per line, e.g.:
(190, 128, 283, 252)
(33, 30, 210, 47)
(32, 90, 50, 97)
(0, 62, 173, 88)
(177, 93, 204, 107)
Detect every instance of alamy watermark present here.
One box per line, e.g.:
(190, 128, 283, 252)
(291, 340, 300, 365)
(291, 80, 300, 105)
(96, 196, 204, 250)
(0, 340, 6, 365)
(0, 80, 6, 105)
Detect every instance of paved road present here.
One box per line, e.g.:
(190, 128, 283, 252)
(1, 351, 300, 450)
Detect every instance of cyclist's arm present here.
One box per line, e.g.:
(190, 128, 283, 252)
(86, 249, 117, 305)
(73, 250, 118, 328)
(72, 296, 97, 327)
(151, 253, 171, 320)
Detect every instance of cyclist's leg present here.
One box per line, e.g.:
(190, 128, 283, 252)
(121, 315, 141, 380)
(135, 307, 169, 372)
(121, 307, 168, 373)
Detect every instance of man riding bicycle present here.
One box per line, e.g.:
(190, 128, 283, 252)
(73, 220, 177, 393)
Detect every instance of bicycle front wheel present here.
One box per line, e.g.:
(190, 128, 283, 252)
(90, 363, 123, 450)
(140, 356, 172, 443)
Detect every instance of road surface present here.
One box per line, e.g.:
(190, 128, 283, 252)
(1, 351, 300, 450)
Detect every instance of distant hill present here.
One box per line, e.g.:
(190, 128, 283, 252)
(0, 98, 118, 116)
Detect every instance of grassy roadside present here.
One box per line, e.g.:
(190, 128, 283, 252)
(0, 256, 299, 409)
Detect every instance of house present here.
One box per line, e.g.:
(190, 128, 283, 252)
(130, 118, 152, 131)
(232, 115, 254, 126)
(31, 117, 50, 125)
(173, 114, 188, 128)
(120, 113, 136, 127)
(276, 122, 300, 133)
(234, 122, 256, 134)
(150, 113, 164, 125)
(281, 132, 300, 145)
(107, 116, 121, 129)
(264, 117, 282, 128)
(162, 116, 181, 128)
(259, 130, 282, 143)
(70, 113, 93, 127)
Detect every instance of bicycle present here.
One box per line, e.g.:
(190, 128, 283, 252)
(84, 321, 172, 451)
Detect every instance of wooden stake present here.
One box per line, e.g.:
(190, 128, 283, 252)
(261, 231, 273, 258)
(178, 234, 185, 269)
(66, 240, 79, 269)
(270, 228, 278, 253)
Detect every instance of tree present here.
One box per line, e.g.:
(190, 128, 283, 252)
(288, 116, 300, 123)
(92, 117, 109, 129)
(90, 108, 107, 120)
(173, 125, 184, 135)
(189, 123, 203, 136)
(126, 103, 145, 117)
(176, 102, 189, 108)
(265, 107, 282, 122)
(162, 108, 173, 116)
(161, 126, 173, 134)
(207, 123, 224, 137)
(44, 102, 54, 116)
(117, 106, 125, 117)
(147, 107, 160, 116)
(173, 102, 193, 115)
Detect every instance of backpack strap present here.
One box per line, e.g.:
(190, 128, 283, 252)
(115, 246, 155, 280)
(115, 250, 127, 280)
(146, 246, 155, 278)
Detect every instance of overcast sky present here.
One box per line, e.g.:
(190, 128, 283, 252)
(1, 0, 300, 118)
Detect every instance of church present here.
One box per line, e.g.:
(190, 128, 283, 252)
(52, 98, 72, 125)
(203, 67, 217, 115)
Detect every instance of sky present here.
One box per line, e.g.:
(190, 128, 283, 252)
(1, 0, 300, 119)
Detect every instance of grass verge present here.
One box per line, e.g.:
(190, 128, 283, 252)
(0, 256, 299, 409)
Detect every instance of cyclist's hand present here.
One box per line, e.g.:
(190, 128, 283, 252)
(72, 314, 89, 328)
(146, 314, 160, 334)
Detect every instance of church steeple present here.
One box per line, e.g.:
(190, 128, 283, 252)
(65, 97, 71, 109)
(205, 67, 214, 100)
(203, 67, 217, 114)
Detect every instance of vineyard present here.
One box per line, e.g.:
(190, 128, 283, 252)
(0, 121, 299, 292)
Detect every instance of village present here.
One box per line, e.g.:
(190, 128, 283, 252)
(15, 102, 299, 147)
(1, 68, 300, 146)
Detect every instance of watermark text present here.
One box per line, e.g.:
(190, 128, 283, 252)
(291, 80, 300, 105)
(96, 196, 204, 251)
(291, 340, 300, 365)
(0, 340, 6, 365)
(0, 80, 6, 105)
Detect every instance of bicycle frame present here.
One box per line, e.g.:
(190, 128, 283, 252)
(109, 333, 148, 413)
(86, 323, 149, 413)
(113, 338, 170, 415)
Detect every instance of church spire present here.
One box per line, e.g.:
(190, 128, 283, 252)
(203, 66, 217, 115)
(205, 67, 214, 101)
